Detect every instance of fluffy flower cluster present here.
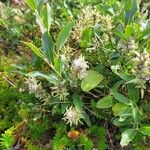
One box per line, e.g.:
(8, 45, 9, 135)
(120, 39, 137, 52)
(51, 81, 69, 101)
(61, 45, 75, 67)
(72, 55, 89, 79)
(132, 50, 150, 88)
(63, 106, 83, 126)
(72, 5, 99, 41)
(99, 15, 114, 31)
(25, 77, 50, 100)
(72, 5, 114, 48)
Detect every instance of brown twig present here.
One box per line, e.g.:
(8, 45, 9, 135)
(2, 76, 16, 87)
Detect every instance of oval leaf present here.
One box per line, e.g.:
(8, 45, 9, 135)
(81, 70, 103, 92)
(112, 103, 128, 116)
(54, 56, 63, 75)
(113, 118, 130, 127)
(96, 96, 114, 109)
(120, 129, 137, 147)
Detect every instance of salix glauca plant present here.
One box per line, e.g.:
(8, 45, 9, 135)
(24, 0, 95, 127)
(18, 0, 150, 149)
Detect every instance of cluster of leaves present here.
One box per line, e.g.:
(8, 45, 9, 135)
(0, 0, 150, 149)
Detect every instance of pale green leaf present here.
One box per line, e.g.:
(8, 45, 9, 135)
(96, 96, 114, 109)
(113, 118, 130, 127)
(130, 102, 141, 123)
(81, 70, 103, 92)
(112, 103, 128, 116)
(120, 129, 137, 147)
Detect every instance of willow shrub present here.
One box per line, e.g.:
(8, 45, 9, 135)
(13, 0, 150, 149)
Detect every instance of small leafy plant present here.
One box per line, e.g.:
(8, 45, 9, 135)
(0, 127, 15, 150)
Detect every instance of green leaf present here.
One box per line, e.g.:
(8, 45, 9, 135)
(54, 56, 62, 75)
(131, 102, 141, 123)
(26, 0, 37, 11)
(73, 95, 83, 111)
(139, 27, 150, 40)
(120, 129, 137, 147)
(82, 112, 91, 127)
(124, 0, 133, 11)
(124, 0, 137, 25)
(56, 21, 74, 50)
(125, 25, 135, 39)
(23, 42, 45, 60)
(96, 96, 114, 109)
(80, 27, 92, 48)
(142, 27, 150, 38)
(26, 71, 60, 84)
(36, 12, 46, 33)
(41, 3, 52, 32)
(52, 104, 60, 116)
(113, 28, 127, 41)
(112, 103, 128, 116)
(113, 118, 130, 127)
(42, 31, 54, 62)
(37, 0, 44, 13)
(111, 89, 130, 105)
(61, 103, 70, 114)
(119, 110, 132, 122)
(127, 84, 139, 103)
(81, 70, 103, 92)
(112, 80, 125, 91)
(139, 126, 150, 136)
